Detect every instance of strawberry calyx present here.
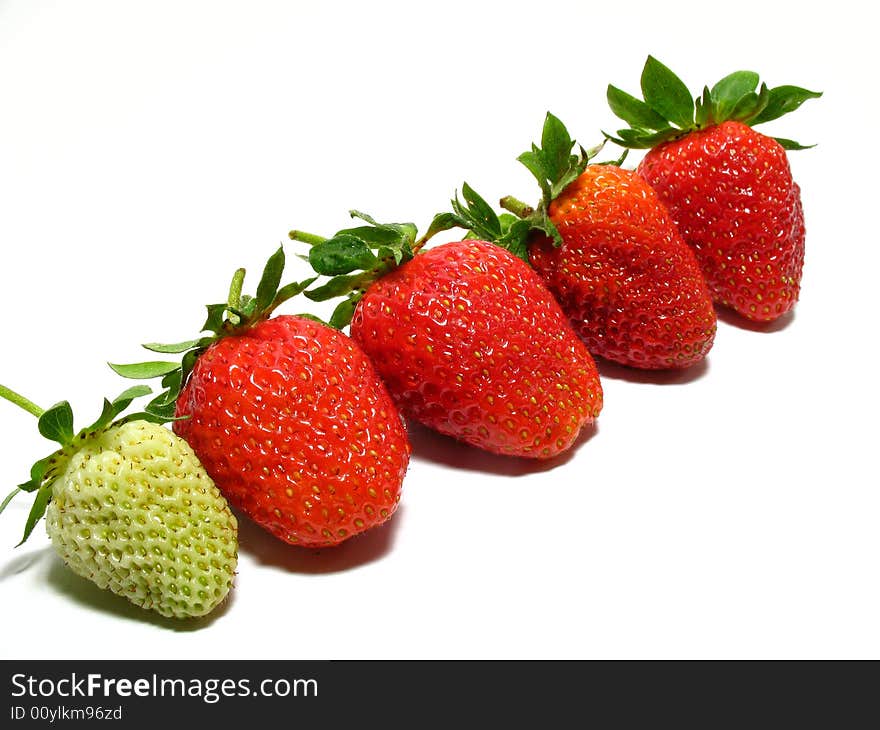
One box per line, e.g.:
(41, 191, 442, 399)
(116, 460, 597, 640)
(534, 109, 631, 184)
(108, 246, 316, 419)
(434, 112, 624, 253)
(0, 382, 155, 545)
(605, 55, 822, 151)
(290, 116, 621, 324)
(289, 210, 457, 329)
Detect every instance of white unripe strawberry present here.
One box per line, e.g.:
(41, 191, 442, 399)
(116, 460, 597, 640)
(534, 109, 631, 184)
(1, 384, 238, 619)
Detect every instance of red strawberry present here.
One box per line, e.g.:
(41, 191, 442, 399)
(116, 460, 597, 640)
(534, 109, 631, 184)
(528, 163, 716, 369)
(606, 56, 820, 322)
(445, 114, 716, 369)
(290, 215, 602, 459)
(111, 249, 410, 548)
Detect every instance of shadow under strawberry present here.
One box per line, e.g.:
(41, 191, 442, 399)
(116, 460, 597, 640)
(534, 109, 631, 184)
(715, 306, 796, 334)
(0, 543, 48, 580)
(596, 355, 710, 386)
(406, 420, 598, 476)
(44, 553, 233, 632)
(235, 503, 403, 574)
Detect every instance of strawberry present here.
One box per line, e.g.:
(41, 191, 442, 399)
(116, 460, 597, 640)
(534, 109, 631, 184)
(0, 383, 238, 618)
(606, 56, 821, 322)
(290, 213, 602, 459)
(443, 114, 716, 370)
(528, 164, 716, 368)
(110, 248, 410, 548)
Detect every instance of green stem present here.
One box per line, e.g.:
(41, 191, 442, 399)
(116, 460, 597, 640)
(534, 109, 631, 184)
(227, 268, 246, 311)
(0, 384, 45, 418)
(225, 268, 246, 327)
(499, 196, 534, 219)
(288, 230, 327, 246)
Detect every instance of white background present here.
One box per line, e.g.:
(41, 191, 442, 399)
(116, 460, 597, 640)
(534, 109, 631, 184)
(0, 0, 876, 659)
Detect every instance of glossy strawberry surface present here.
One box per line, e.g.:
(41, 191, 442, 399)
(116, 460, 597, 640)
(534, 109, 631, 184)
(174, 315, 410, 548)
(529, 165, 716, 369)
(637, 121, 805, 322)
(349, 240, 602, 459)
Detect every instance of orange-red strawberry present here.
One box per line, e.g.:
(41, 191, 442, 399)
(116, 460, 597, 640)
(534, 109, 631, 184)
(290, 214, 602, 459)
(444, 114, 715, 369)
(528, 164, 716, 369)
(606, 56, 820, 322)
(111, 248, 410, 547)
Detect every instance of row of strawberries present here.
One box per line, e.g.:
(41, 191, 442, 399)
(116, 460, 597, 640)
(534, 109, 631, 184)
(0, 58, 818, 619)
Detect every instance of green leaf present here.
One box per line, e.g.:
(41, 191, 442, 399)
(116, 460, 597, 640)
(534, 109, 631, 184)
(710, 70, 759, 120)
(530, 209, 563, 248)
(711, 70, 759, 100)
(335, 225, 401, 246)
(450, 187, 502, 242)
(695, 86, 713, 127)
(254, 246, 286, 313)
(582, 141, 606, 161)
(112, 384, 153, 409)
(539, 112, 575, 182)
(736, 83, 771, 125)
(144, 398, 178, 420)
(304, 274, 364, 302)
(346, 212, 418, 248)
(141, 339, 202, 354)
(640, 55, 694, 129)
(751, 85, 822, 125)
(328, 294, 361, 330)
(607, 85, 671, 131)
(772, 137, 815, 151)
(309, 235, 379, 276)
(18, 481, 52, 546)
(498, 213, 517, 232)
(238, 295, 257, 319)
(201, 303, 227, 334)
(23, 455, 53, 493)
(397, 222, 418, 243)
(87, 398, 116, 433)
(495, 217, 532, 261)
(109, 361, 181, 380)
(377, 245, 413, 267)
(595, 147, 630, 167)
(607, 127, 680, 149)
(348, 210, 379, 227)
(461, 183, 501, 236)
(86, 385, 153, 432)
(119, 410, 187, 426)
(727, 92, 760, 123)
(160, 370, 179, 390)
(0, 487, 21, 516)
(550, 157, 590, 200)
(147, 387, 177, 408)
(179, 349, 201, 387)
(227, 306, 249, 322)
(37, 401, 74, 445)
(273, 276, 318, 309)
(517, 149, 551, 201)
(423, 212, 463, 241)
